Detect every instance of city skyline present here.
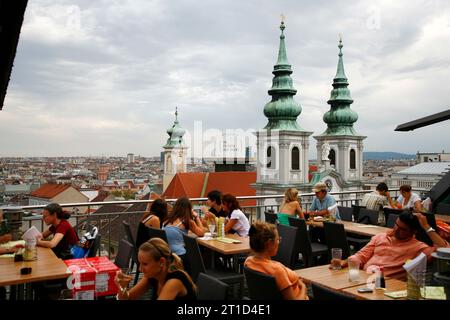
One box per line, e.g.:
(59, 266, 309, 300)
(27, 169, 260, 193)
(1, 0, 449, 158)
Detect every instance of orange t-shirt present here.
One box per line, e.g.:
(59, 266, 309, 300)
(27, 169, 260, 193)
(244, 256, 303, 297)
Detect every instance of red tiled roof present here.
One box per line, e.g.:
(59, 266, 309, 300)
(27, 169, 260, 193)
(163, 172, 207, 199)
(30, 183, 71, 199)
(205, 172, 256, 206)
(163, 172, 256, 206)
(91, 190, 110, 202)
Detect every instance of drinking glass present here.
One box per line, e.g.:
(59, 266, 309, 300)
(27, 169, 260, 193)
(348, 257, 360, 282)
(208, 222, 216, 237)
(331, 248, 343, 270)
(117, 267, 133, 289)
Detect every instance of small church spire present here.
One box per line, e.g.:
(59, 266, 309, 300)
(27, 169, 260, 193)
(164, 107, 185, 147)
(263, 19, 305, 131)
(321, 36, 358, 136)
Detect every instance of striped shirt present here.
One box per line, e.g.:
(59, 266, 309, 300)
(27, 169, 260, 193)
(361, 191, 388, 225)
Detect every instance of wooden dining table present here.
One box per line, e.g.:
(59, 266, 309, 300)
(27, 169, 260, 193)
(196, 233, 251, 271)
(295, 264, 371, 290)
(342, 278, 407, 300)
(0, 246, 70, 286)
(295, 264, 407, 300)
(307, 220, 391, 237)
(0, 245, 71, 299)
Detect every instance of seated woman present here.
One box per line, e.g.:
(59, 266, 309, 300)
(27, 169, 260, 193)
(136, 199, 168, 248)
(397, 185, 423, 212)
(244, 222, 309, 300)
(221, 194, 250, 237)
(162, 197, 205, 272)
(36, 203, 78, 259)
(277, 188, 305, 225)
(115, 238, 197, 300)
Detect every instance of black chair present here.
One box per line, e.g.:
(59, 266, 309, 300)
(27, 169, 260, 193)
(122, 220, 140, 285)
(243, 266, 283, 300)
(272, 224, 298, 268)
(383, 207, 404, 226)
(337, 206, 353, 222)
(288, 217, 328, 268)
(311, 283, 355, 300)
(196, 272, 229, 300)
(182, 234, 244, 299)
(114, 239, 134, 270)
(357, 208, 379, 225)
(86, 234, 101, 258)
(415, 213, 437, 247)
(323, 221, 351, 259)
(265, 211, 278, 224)
(136, 224, 168, 249)
(435, 202, 450, 215)
(351, 205, 366, 222)
(386, 213, 399, 228)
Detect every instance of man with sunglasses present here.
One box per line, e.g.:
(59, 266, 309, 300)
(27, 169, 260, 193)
(330, 211, 449, 279)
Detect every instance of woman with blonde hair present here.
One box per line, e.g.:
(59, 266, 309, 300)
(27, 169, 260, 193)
(115, 238, 197, 300)
(244, 222, 309, 300)
(277, 188, 304, 225)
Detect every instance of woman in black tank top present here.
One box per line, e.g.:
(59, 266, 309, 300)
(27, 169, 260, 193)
(115, 238, 196, 300)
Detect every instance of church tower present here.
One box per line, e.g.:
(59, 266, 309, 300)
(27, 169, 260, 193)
(253, 20, 313, 212)
(313, 37, 366, 189)
(163, 108, 187, 192)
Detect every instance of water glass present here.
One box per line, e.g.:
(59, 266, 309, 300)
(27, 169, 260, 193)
(208, 223, 216, 237)
(348, 257, 360, 282)
(117, 267, 132, 289)
(331, 248, 342, 270)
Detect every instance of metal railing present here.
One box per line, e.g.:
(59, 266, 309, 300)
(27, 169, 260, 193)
(6, 188, 429, 259)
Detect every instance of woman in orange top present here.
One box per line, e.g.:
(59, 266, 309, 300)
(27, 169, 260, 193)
(244, 221, 309, 300)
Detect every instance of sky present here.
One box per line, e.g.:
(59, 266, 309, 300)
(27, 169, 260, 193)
(1, 0, 449, 159)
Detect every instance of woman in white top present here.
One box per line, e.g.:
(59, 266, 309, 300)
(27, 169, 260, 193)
(397, 185, 422, 211)
(221, 194, 250, 237)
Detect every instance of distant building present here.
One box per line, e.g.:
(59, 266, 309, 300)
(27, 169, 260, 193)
(416, 151, 450, 163)
(97, 165, 109, 182)
(29, 183, 89, 213)
(127, 153, 135, 164)
(390, 162, 450, 190)
(162, 108, 187, 192)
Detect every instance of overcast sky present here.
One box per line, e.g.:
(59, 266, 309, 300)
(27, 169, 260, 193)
(1, 0, 449, 158)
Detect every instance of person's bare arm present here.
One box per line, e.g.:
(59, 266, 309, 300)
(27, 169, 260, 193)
(414, 212, 448, 248)
(37, 232, 64, 248)
(224, 219, 238, 233)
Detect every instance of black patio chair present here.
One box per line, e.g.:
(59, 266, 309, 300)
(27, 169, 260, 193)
(196, 272, 229, 300)
(114, 239, 134, 270)
(337, 206, 353, 222)
(243, 266, 283, 300)
(264, 211, 278, 224)
(272, 224, 298, 268)
(323, 221, 351, 260)
(288, 217, 328, 268)
(357, 208, 379, 225)
(386, 213, 399, 228)
(122, 220, 140, 285)
(182, 234, 244, 299)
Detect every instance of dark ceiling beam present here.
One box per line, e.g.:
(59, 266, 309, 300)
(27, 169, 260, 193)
(395, 109, 450, 131)
(0, 0, 28, 110)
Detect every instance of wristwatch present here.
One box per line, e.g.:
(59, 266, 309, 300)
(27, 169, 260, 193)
(425, 227, 435, 233)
